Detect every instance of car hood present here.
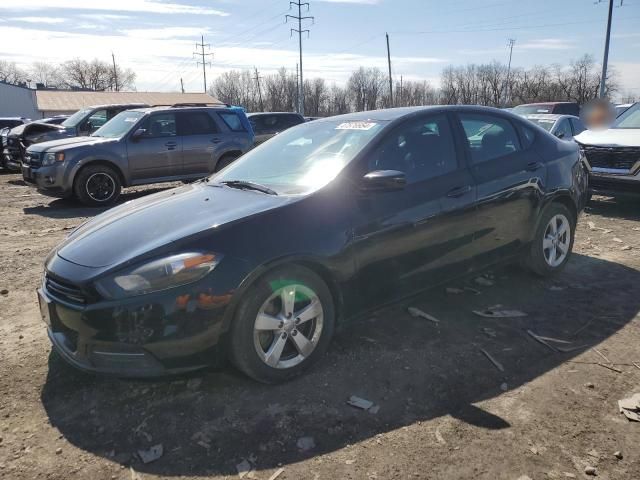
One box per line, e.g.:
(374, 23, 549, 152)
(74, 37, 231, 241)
(575, 128, 640, 147)
(56, 183, 293, 268)
(28, 136, 116, 152)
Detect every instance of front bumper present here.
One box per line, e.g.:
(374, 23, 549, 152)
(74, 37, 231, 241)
(40, 255, 249, 377)
(2, 146, 22, 171)
(588, 170, 640, 197)
(22, 163, 72, 198)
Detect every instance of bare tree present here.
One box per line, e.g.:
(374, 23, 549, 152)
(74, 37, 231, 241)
(0, 60, 29, 86)
(58, 58, 135, 91)
(30, 61, 63, 88)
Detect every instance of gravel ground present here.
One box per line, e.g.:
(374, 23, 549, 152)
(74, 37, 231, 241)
(1, 172, 639, 480)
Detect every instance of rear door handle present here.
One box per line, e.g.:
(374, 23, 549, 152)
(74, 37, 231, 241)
(446, 185, 472, 198)
(165, 141, 177, 150)
(526, 162, 543, 172)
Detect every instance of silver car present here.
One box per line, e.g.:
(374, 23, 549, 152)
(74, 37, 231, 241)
(520, 114, 585, 141)
(22, 105, 254, 206)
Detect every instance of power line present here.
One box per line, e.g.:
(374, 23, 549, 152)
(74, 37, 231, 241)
(194, 34, 213, 93)
(286, 0, 314, 115)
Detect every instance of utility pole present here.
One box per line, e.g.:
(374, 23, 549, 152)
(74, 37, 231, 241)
(399, 75, 403, 107)
(286, 1, 313, 115)
(504, 38, 516, 106)
(194, 35, 213, 93)
(295, 63, 299, 112)
(180, 77, 185, 94)
(598, 0, 620, 98)
(386, 33, 393, 107)
(254, 67, 264, 112)
(111, 52, 119, 92)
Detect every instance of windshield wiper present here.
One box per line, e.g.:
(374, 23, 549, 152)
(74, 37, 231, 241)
(220, 180, 278, 196)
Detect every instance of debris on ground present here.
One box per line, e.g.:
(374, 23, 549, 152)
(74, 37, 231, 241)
(268, 468, 285, 480)
(186, 378, 202, 390)
(0, 289, 8, 295)
(474, 276, 494, 287)
(621, 245, 633, 251)
(548, 285, 566, 291)
(482, 327, 497, 338)
(435, 428, 446, 445)
(464, 286, 481, 295)
(618, 394, 640, 421)
(584, 466, 597, 476)
(500, 382, 508, 391)
(596, 363, 622, 374)
(296, 436, 316, 452)
(612, 237, 623, 243)
(445, 287, 464, 294)
(479, 348, 504, 372)
(407, 307, 440, 324)
(593, 348, 611, 364)
(236, 459, 252, 478)
(614, 451, 623, 460)
(368, 405, 380, 414)
(348, 395, 374, 410)
(473, 306, 527, 318)
(137, 444, 163, 464)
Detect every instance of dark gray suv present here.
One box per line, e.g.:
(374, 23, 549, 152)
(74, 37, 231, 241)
(22, 105, 254, 206)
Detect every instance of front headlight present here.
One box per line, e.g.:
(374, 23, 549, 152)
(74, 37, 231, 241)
(95, 252, 222, 299)
(41, 151, 65, 166)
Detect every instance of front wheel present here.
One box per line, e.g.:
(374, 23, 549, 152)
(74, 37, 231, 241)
(73, 164, 122, 207)
(214, 153, 238, 172)
(228, 265, 335, 383)
(527, 203, 575, 276)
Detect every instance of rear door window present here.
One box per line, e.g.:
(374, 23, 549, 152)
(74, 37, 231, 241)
(570, 118, 586, 135)
(459, 114, 521, 164)
(179, 111, 217, 135)
(555, 119, 572, 139)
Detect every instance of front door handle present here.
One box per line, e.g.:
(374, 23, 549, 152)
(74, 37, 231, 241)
(210, 138, 221, 144)
(526, 162, 543, 172)
(446, 185, 472, 198)
(165, 141, 177, 150)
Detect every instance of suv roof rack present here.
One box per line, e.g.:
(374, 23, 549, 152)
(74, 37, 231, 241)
(150, 102, 232, 108)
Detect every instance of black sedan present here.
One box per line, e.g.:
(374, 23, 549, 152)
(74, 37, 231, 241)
(39, 106, 588, 382)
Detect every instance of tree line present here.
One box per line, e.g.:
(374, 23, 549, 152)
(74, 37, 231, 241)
(211, 54, 634, 115)
(0, 58, 135, 91)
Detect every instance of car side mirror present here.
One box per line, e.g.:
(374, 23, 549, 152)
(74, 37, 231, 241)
(361, 170, 406, 192)
(132, 128, 147, 140)
(556, 131, 566, 139)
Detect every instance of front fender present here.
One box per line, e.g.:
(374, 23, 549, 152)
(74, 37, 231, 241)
(67, 150, 127, 187)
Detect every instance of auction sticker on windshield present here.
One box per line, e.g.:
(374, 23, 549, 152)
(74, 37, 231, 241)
(124, 117, 139, 122)
(336, 121, 377, 130)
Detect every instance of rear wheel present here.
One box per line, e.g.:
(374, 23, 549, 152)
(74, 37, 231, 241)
(73, 164, 121, 207)
(228, 265, 335, 383)
(527, 203, 575, 276)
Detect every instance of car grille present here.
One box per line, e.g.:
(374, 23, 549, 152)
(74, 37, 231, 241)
(582, 145, 640, 171)
(45, 275, 87, 305)
(24, 152, 41, 167)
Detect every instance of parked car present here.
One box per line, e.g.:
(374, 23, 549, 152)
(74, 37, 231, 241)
(3, 104, 147, 170)
(38, 106, 588, 381)
(0, 117, 30, 168)
(513, 102, 580, 117)
(247, 112, 305, 146)
(520, 114, 585, 140)
(40, 116, 70, 125)
(575, 102, 640, 198)
(614, 103, 634, 118)
(23, 105, 254, 206)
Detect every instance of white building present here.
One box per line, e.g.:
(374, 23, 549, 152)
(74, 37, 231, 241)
(0, 82, 39, 119)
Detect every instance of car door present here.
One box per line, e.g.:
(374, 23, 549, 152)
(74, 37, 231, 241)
(455, 112, 546, 268)
(178, 110, 219, 177)
(350, 113, 478, 304)
(250, 115, 275, 146)
(569, 117, 586, 136)
(127, 112, 182, 182)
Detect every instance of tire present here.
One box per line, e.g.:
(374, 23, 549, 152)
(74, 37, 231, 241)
(73, 164, 122, 207)
(214, 153, 238, 172)
(228, 265, 335, 383)
(527, 202, 576, 277)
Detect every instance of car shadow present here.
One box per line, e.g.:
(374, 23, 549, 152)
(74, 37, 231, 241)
(40, 253, 640, 477)
(587, 195, 640, 222)
(22, 186, 176, 220)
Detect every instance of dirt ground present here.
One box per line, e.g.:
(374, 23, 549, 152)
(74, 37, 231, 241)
(1, 172, 640, 480)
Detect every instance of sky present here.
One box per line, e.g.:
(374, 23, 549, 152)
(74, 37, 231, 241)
(1, 0, 639, 97)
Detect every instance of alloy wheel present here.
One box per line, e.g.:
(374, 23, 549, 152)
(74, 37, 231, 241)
(542, 213, 571, 267)
(85, 172, 116, 202)
(253, 284, 324, 369)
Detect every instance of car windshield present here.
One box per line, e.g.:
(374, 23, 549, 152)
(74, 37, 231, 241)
(61, 108, 91, 128)
(92, 111, 145, 138)
(526, 118, 556, 132)
(211, 119, 386, 195)
(613, 103, 640, 129)
(513, 105, 553, 114)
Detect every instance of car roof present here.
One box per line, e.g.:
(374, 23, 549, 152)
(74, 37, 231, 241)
(522, 113, 579, 121)
(516, 101, 578, 107)
(247, 112, 303, 116)
(311, 105, 518, 123)
(81, 103, 150, 110)
(0, 117, 28, 120)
